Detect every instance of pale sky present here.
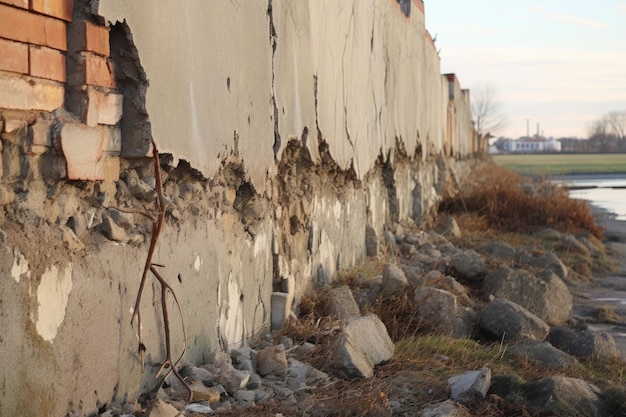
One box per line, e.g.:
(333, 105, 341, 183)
(425, 1, 626, 139)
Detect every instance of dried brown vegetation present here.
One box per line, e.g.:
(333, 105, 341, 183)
(440, 164, 604, 239)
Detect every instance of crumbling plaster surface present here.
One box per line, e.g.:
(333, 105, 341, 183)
(97, 0, 275, 192)
(0, 194, 272, 417)
(97, 0, 452, 186)
(0, 1, 477, 415)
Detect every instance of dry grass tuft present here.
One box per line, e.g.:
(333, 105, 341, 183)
(440, 164, 604, 238)
(364, 288, 425, 342)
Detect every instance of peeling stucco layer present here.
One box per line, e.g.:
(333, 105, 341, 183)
(96, 0, 467, 189)
(0, 1, 478, 416)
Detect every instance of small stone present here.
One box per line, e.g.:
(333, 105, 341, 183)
(256, 346, 288, 376)
(61, 225, 85, 253)
(107, 208, 134, 229)
(215, 368, 250, 395)
(100, 216, 128, 242)
(0, 185, 15, 206)
(189, 381, 221, 403)
(147, 399, 178, 417)
(184, 403, 213, 414)
(234, 389, 256, 402)
(279, 336, 294, 349)
(448, 367, 491, 403)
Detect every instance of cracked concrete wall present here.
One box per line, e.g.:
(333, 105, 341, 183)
(0, 1, 478, 415)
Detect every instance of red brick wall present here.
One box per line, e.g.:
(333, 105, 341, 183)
(0, 0, 72, 110)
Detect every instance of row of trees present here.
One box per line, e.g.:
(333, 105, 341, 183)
(587, 111, 626, 152)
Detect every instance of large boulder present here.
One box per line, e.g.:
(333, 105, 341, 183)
(414, 287, 476, 338)
(482, 266, 573, 325)
(489, 375, 602, 417)
(479, 298, 550, 342)
(332, 314, 394, 378)
(547, 326, 621, 360)
(505, 339, 579, 370)
(527, 377, 601, 417)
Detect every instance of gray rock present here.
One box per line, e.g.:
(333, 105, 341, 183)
(382, 263, 408, 295)
(107, 208, 134, 229)
(179, 366, 214, 385)
(505, 339, 579, 370)
(256, 346, 288, 376)
(365, 226, 379, 257)
(479, 298, 550, 342)
(234, 389, 256, 402)
(517, 251, 568, 278)
(332, 314, 394, 378)
(482, 266, 573, 325)
(420, 400, 467, 417)
(547, 326, 621, 360)
(527, 377, 600, 417)
(413, 287, 476, 338)
(450, 249, 486, 281)
(448, 367, 491, 403)
(215, 368, 250, 395)
(326, 285, 360, 318)
(478, 241, 517, 261)
(384, 230, 398, 254)
(435, 216, 461, 238)
(100, 215, 128, 242)
(184, 403, 213, 414)
(401, 265, 424, 286)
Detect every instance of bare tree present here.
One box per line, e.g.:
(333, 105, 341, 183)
(471, 83, 508, 143)
(587, 117, 616, 152)
(605, 111, 626, 151)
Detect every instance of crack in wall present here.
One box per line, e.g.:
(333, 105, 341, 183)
(268, 0, 281, 160)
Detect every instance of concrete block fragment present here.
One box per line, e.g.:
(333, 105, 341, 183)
(1, 119, 27, 142)
(332, 314, 394, 378)
(271, 292, 291, 330)
(327, 285, 360, 319)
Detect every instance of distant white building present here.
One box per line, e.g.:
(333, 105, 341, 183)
(503, 136, 561, 152)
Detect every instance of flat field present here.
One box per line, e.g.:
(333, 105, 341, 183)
(491, 153, 626, 176)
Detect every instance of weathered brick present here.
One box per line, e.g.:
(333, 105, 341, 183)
(31, 0, 73, 22)
(56, 123, 104, 180)
(55, 123, 121, 181)
(0, 71, 64, 111)
(68, 52, 115, 88)
(0, 0, 28, 9)
(0, 38, 28, 74)
(69, 20, 109, 56)
(0, 4, 67, 50)
(29, 45, 66, 82)
(79, 88, 123, 127)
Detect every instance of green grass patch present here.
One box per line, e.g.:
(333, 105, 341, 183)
(491, 153, 626, 176)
